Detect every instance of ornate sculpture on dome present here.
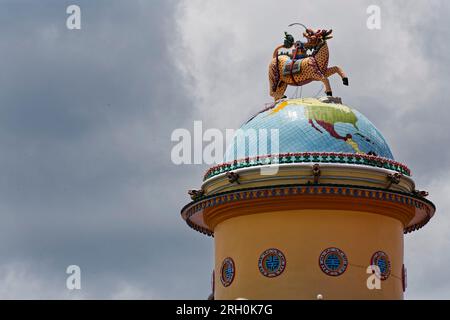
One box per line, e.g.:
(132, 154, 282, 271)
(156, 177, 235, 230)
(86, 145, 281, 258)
(269, 24, 349, 101)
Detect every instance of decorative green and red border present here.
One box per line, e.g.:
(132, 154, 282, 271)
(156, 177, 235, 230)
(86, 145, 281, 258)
(204, 152, 410, 181)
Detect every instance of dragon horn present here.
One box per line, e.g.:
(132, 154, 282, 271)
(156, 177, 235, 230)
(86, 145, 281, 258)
(288, 22, 308, 30)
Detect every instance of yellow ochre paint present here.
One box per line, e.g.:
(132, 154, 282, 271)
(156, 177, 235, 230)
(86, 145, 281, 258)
(214, 210, 404, 300)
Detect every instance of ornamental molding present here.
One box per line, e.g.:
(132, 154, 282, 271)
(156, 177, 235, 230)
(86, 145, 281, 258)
(204, 152, 410, 181)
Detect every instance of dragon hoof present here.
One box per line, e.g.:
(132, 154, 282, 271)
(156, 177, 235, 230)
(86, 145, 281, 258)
(343, 77, 349, 86)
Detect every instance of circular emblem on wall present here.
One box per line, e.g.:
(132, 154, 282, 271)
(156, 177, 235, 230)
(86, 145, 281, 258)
(319, 247, 348, 276)
(258, 248, 286, 277)
(211, 270, 215, 294)
(402, 264, 407, 292)
(371, 251, 391, 280)
(220, 257, 235, 287)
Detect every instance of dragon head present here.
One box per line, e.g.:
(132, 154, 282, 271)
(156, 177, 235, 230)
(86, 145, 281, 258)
(303, 28, 333, 48)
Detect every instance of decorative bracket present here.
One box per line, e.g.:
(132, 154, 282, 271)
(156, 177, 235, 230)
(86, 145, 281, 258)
(386, 172, 402, 189)
(226, 171, 240, 184)
(412, 190, 429, 198)
(188, 189, 204, 201)
(312, 163, 321, 184)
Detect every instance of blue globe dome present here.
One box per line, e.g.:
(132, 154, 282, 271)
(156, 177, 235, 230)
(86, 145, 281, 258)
(224, 98, 394, 162)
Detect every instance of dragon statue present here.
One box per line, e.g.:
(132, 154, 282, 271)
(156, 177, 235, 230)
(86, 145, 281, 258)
(269, 24, 348, 101)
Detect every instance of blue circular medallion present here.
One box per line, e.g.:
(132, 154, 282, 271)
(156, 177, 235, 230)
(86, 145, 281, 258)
(371, 251, 391, 280)
(211, 270, 215, 294)
(319, 247, 348, 276)
(258, 248, 286, 277)
(402, 264, 407, 292)
(220, 257, 235, 287)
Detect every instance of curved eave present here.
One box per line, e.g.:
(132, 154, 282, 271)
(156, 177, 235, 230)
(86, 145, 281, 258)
(181, 184, 435, 237)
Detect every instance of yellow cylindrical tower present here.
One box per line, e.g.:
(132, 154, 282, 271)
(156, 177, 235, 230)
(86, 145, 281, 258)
(181, 98, 435, 300)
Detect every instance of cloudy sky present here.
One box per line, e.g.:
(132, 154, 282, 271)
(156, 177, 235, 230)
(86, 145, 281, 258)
(0, 0, 448, 299)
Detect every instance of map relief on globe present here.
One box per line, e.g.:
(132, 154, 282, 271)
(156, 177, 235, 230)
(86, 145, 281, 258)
(224, 98, 394, 163)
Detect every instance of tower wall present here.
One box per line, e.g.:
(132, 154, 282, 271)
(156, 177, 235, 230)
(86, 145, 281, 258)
(214, 210, 404, 300)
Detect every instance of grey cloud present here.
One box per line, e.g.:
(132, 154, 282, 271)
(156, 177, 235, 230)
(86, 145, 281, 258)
(0, 0, 212, 299)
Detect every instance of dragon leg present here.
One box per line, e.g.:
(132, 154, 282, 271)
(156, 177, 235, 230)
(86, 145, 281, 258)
(319, 76, 332, 96)
(325, 66, 348, 86)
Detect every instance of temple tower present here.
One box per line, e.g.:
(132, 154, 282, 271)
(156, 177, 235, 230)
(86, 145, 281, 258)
(181, 97, 435, 300)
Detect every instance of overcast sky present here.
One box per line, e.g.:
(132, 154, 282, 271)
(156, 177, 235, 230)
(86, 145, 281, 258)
(0, 0, 448, 299)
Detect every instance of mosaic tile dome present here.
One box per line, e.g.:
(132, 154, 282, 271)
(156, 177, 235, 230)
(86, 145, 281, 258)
(224, 98, 394, 162)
